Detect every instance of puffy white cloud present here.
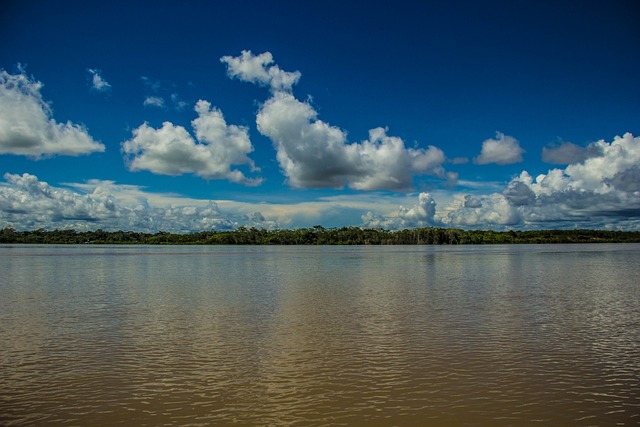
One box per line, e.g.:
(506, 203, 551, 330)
(441, 133, 640, 229)
(1, 172, 120, 229)
(362, 192, 438, 229)
(221, 51, 448, 191)
(441, 193, 522, 227)
(87, 68, 111, 92)
(256, 92, 445, 191)
(143, 96, 165, 108)
(530, 133, 640, 195)
(122, 100, 261, 185)
(0, 173, 276, 232)
(0, 69, 105, 158)
(474, 132, 524, 165)
(360, 133, 640, 230)
(220, 50, 301, 92)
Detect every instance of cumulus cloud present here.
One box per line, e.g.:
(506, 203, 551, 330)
(606, 165, 640, 193)
(87, 68, 111, 92)
(222, 51, 447, 191)
(474, 132, 524, 165)
(0, 69, 105, 158)
(257, 93, 445, 190)
(503, 179, 536, 206)
(441, 193, 522, 227)
(122, 100, 261, 185)
(463, 194, 483, 208)
(535, 133, 639, 195)
(220, 50, 301, 92)
(362, 192, 438, 229)
(359, 133, 640, 230)
(0, 173, 276, 232)
(440, 133, 640, 229)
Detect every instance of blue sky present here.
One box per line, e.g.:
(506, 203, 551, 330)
(1, 0, 639, 232)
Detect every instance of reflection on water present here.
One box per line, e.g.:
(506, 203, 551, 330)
(1, 244, 639, 426)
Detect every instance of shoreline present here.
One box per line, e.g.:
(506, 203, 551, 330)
(2, 227, 639, 245)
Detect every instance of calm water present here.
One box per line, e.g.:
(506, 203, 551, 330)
(1, 244, 639, 426)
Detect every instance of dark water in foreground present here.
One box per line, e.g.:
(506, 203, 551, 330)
(1, 244, 639, 426)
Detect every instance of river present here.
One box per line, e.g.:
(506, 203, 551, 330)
(1, 244, 639, 426)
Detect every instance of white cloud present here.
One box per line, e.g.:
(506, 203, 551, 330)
(220, 50, 301, 92)
(87, 68, 111, 92)
(122, 100, 261, 185)
(0, 69, 105, 158)
(440, 193, 522, 227)
(362, 192, 438, 229)
(6, 131, 639, 232)
(474, 132, 524, 165)
(0, 173, 276, 232)
(143, 96, 165, 108)
(218, 192, 426, 229)
(537, 133, 639, 194)
(256, 92, 445, 190)
(1, 172, 121, 229)
(221, 50, 449, 191)
(11, 175, 446, 232)
(2, 174, 417, 232)
(440, 133, 640, 229)
(358, 133, 640, 230)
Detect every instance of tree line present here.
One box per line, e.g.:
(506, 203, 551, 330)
(2, 226, 639, 245)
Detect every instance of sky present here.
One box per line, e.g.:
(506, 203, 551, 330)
(1, 0, 639, 232)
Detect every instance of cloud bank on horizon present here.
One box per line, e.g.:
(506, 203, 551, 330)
(1, 47, 639, 232)
(375, 132, 640, 230)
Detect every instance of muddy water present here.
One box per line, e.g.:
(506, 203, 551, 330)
(1, 244, 639, 426)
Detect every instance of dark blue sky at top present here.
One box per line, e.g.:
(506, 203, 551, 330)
(1, 0, 639, 229)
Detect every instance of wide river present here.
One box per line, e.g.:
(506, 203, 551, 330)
(1, 244, 639, 426)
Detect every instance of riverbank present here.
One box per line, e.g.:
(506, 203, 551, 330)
(2, 227, 640, 245)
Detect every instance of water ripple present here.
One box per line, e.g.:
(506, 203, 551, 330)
(1, 244, 639, 426)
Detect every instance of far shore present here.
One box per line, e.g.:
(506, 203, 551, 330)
(2, 227, 639, 245)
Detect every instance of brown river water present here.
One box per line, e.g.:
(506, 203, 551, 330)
(1, 244, 639, 426)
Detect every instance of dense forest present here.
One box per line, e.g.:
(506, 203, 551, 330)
(1, 226, 639, 245)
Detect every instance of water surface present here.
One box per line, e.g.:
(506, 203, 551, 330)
(1, 244, 639, 426)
